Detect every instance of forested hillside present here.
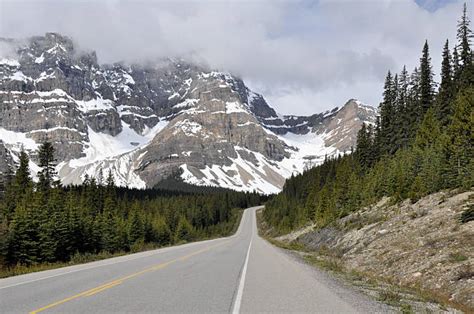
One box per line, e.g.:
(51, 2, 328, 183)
(0, 143, 263, 273)
(264, 4, 473, 234)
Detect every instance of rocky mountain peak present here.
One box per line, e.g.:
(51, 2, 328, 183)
(314, 99, 377, 153)
(0, 33, 378, 193)
(32, 32, 74, 52)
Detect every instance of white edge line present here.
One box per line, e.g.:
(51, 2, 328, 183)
(232, 239, 252, 314)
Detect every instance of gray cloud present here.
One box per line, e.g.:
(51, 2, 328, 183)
(0, 0, 466, 115)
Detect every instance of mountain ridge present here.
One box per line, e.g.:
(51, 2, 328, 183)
(0, 33, 378, 193)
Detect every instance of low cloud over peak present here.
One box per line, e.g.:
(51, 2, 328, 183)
(0, 0, 465, 114)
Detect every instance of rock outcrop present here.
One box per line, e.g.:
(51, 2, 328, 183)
(285, 191, 474, 311)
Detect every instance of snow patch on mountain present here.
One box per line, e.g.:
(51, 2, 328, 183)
(35, 53, 45, 64)
(0, 58, 20, 67)
(174, 98, 198, 109)
(172, 120, 203, 137)
(59, 119, 169, 187)
(59, 150, 147, 188)
(76, 98, 115, 113)
(0, 127, 40, 152)
(225, 101, 248, 114)
(180, 146, 284, 194)
(278, 132, 338, 174)
(68, 120, 168, 168)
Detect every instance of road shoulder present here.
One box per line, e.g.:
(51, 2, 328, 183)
(256, 208, 459, 314)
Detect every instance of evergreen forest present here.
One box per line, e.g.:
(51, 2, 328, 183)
(264, 4, 473, 234)
(0, 143, 263, 273)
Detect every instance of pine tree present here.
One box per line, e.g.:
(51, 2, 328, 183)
(15, 151, 32, 192)
(457, 2, 473, 69)
(100, 207, 119, 252)
(97, 168, 104, 186)
(356, 123, 371, 170)
(379, 71, 397, 154)
(396, 66, 411, 148)
(406, 67, 421, 140)
(436, 40, 454, 125)
(37, 142, 57, 194)
(415, 108, 441, 150)
(419, 41, 435, 119)
(106, 170, 115, 196)
(175, 216, 194, 242)
(152, 217, 171, 245)
(50, 188, 71, 261)
(452, 46, 461, 80)
(454, 3, 474, 92)
(36, 193, 57, 262)
(6, 202, 39, 265)
(128, 207, 144, 245)
(372, 116, 382, 161)
(391, 73, 401, 150)
(4, 151, 32, 218)
(398, 66, 409, 106)
(65, 191, 83, 256)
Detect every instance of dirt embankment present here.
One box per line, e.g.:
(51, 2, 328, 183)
(272, 190, 474, 312)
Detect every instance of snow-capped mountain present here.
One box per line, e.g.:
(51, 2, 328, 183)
(0, 33, 377, 194)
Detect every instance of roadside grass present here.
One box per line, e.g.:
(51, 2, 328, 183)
(449, 252, 468, 263)
(0, 250, 131, 278)
(377, 289, 403, 306)
(304, 255, 343, 272)
(266, 237, 309, 252)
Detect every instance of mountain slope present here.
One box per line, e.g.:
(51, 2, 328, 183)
(0, 33, 377, 193)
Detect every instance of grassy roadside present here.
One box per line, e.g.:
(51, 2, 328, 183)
(0, 250, 139, 278)
(0, 208, 245, 279)
(256, 208, 463, 314)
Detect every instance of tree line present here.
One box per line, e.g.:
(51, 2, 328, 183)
(264, 4, 473, 234)
(0, 143, 264, 269)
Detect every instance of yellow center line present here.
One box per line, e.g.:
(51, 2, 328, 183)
(29, 241, 229, 314)
(85, 281, 122, 297)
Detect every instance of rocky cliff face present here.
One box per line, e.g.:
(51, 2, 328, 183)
(315, 99, 377, 152)
(0, 33, 378, 193)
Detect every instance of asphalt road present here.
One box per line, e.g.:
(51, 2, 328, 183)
(0, 206, 388, 313)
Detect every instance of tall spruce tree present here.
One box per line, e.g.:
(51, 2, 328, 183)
(37, 141, 57, 193)
(452, 46, 461, 80)
(372, 116, 382, 161)
(419, 41, 435, 119)
(454, 2, 474, 91)
(379, 71, 397, 154)
(356, 123, 370, 169)
(356, 123, 374, 171)
(3, 151, 33, 219)
(407, 67, 421, 140)
(436, 39, 454, 125)
(15, 151, 32, 192)
(457, 2, 473, 69)
(397, 66, 411, 148)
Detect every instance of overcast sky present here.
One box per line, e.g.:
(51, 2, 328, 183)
(0, 0, 469, 115)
